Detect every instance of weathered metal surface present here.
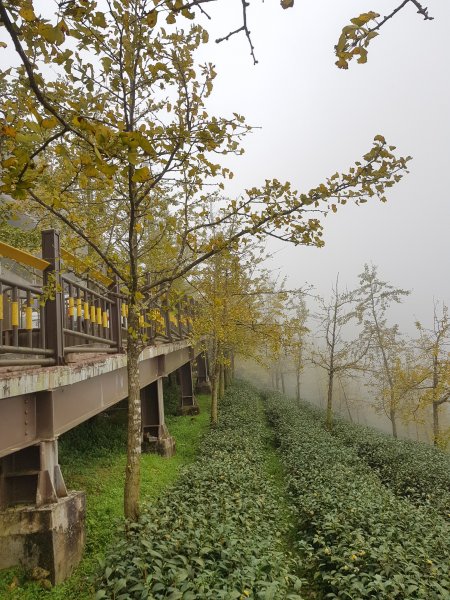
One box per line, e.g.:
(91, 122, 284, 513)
(0, 340, 199, 458)
(0, 394, 37, 458)
(0, 340, 191, 400)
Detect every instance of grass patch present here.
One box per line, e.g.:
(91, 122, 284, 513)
(0, 394, 210, 600)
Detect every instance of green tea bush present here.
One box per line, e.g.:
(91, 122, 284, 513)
(96, 383, 303, 600)
(265, 392, 450, 600)
(330, 419, 450, 515)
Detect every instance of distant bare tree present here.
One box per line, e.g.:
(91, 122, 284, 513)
(312, 275, 371, 430)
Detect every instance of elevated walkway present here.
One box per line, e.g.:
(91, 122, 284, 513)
(0, 231, 210, 583)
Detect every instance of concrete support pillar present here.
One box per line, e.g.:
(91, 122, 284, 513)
(196, 352, 211, 394)
(141, 379, 175, 457)
(177, 361, 199, 415)
(0, 440, 85, 584)
(0, 439, 68, 510)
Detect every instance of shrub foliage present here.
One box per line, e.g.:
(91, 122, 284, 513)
(264, 392, 450, 599)
(330, 418, 450, 516)
(96, 383, 303, 599)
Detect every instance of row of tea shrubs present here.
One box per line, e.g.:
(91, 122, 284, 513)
(264, 391, 449, 599)
(96, 383, 303, 599)
(330, 418, 450, 515)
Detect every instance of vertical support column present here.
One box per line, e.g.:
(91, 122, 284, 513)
(36, 439, 68, 507)
(141, 379, 175, 457)
(41, 230, 64, 365)
(196, 351, 211, 394)
(177, 361, 200, 415)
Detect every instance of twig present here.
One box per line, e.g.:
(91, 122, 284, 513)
(370, 0, 433, 34)
(216, 0, 258, 65)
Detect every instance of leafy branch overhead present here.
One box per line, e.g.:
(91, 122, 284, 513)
(335, 1, 434, 69)
(0, 0, 413, 519)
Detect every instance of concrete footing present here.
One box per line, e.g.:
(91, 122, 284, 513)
(143, 427, 176, 458)
(0, 491, 86, 585)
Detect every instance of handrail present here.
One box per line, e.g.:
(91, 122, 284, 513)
(0, 231, 197, 367)
(0, 241, 50, 271)
(0, 276, 43, 295)
(60, 274, 116, 304)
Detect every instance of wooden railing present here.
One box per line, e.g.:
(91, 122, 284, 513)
(0, 230, 194, 367)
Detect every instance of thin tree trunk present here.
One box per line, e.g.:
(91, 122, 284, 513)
(296, 369, 300, 402)
(390, 397, 398, 438)
(224, 365, 231, 388)
(275, 370, 280, 391)
(210, 358, 220, 425)
(432, 401, 440, 446)
(210, 375, 218, 425)
(281, 371, 286, 395)
(124, 309, 142, 521)
(432, 356, 440, 446)
(219, 362, 225, 399)
(339, 377, 353, 423)
(326, 368, 334, 430)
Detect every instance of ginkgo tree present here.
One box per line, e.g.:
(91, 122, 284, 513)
(357, 265, 411, 438)
(415, 303, 450, 447)
(0, 0, 411, 519)
(190, 237, 290, 424)
(286, 297, 309, 402)
(312, 276, 371, 430)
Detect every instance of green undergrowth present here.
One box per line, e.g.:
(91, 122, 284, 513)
(96, 382, 304, 599)
(264, 391, 450, 600)
(0, 394, 211, 600)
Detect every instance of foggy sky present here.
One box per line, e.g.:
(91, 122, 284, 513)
(196, 0, 450, 334)
(1, 1, 449, 334)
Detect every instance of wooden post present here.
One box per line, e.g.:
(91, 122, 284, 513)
(41, 230, 64, 365)
(109, 280, 123, 352)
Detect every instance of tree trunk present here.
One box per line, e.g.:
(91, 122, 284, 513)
(210, 375, 218, 425)
(210, 338, 220, 425)
(390, 404, 398, 439)
(432, 401, 440, 447)
(219, 362, 225, 399)
(124, 311, 142, 521)
(275, 370, 280, 391)
(281, 371, 286, 395)
(224, 365, 231, 388)
(296, 369, 300, 403)
(326, 368, 334, 430)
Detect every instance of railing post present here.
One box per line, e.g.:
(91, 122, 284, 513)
(177, 299, 182, 339)
(163, 293, 172, 342)
(41, 230, 64, 365)
(145, 273, 152, 344)
(109, 279, 123, 353)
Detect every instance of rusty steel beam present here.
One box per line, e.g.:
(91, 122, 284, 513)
(0, 341, 201, 458)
